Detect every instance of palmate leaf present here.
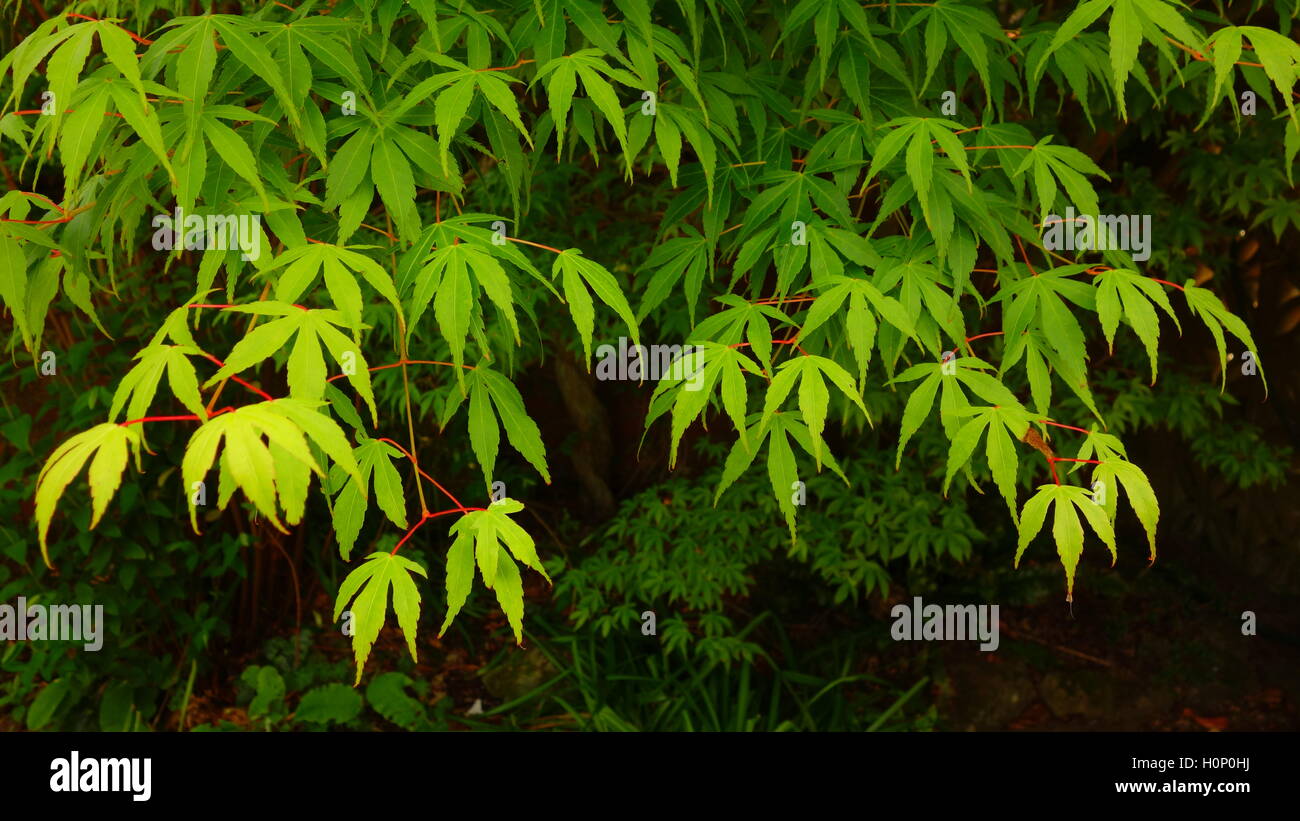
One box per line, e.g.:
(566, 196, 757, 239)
(1015, 483, 1117, 602)
(461, 365, 551, 493)
(398, 214, 554, 297)
(873, 255, 968, 353)
(636, 228, 711, 324)
(776, 0, 874, 89)
(332, 438, 409, 560)
(899, 353, 1029, 519)
(1027, 34, 1111, 129)
(533, 49, 638, 169)
(1093, 268, 1180, 383)
(1089, 458, 1159, 561)
(644, 342, 762, 465)
(1036, 0, 1204, 119)
(35, 422, 142, 567)
(861, 117, 972, 239)
(182, 399, 360, 534)
(211, 16, 302, 135)
(889, 355, 1013, 467)
(942, 404, 1034, 523)
(203, 302, 379, 422)
(1013, 140, 1110, 221)
(797, 273, 917, 383)
(439, 498, 550, 645)
(1000, 313, 1106, 422)
(553, 248, 641, 367)
(1183, 281, 1268, 394)
(739, 174, 855, 256)
(900, 0, 1004, 101)
(108, 345, 208, 425)
(1071, 427, 1127, 467)
(760, 355, 870, 467)
(333, 552, 427, 685)
(407, 243, 520, 376)
(712, 413, 849, 540)
(265, 243, 405, 336)
(689, 295, 796, 373)
(1001, 270, 1093, 381)
(396, 52, 533, 176)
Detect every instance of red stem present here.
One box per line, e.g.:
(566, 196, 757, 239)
(753, 295, 816, 306)
(1042, 420, 1091, 434)
(729, 338, 810, 356)
(1015, 234, 1038, 277)
(64, 12, 154, 44)
(390, 516, 432, 555)
(375, 437, 466, 510)
(119, 406, 235, 427)
(327, 359, 474, 383)
(505, 237, 564, 254)
(391, 506, 487, 555)
(201, 354, 274, 401)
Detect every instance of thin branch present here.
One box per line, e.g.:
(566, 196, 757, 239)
(481, 57, 535, 72)
(506, 236, 565, 254)
(390, 506, 487, 556)
(201, 354, 274, 401)
(1042, 420, 1092, 435)
(327, 359, 475, 383)
(375, 437, 466, 511)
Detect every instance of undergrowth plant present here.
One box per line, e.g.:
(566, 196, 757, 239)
(2, 0, 1294, 686)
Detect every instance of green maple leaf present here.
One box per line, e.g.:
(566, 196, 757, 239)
(760, 354, 870, 467)
(334, 552, 428, 685)
(203, 302, 379, 423)
(108, 344, 208, 426)
(463, 365, 551, 494)
(331, 438, 409, 560)
(35, 423, 142, 568)
(1183, 281, 1268, 394)
(1094, 268, 1180, 383)
(553, 248, 640, 368)
(1090, 458, 1160, 561)
(1015, 483, 1117, 602)
(439, 499, 549, 645)
(182, 399, 360, 534)
(264, 243, 405, 336)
